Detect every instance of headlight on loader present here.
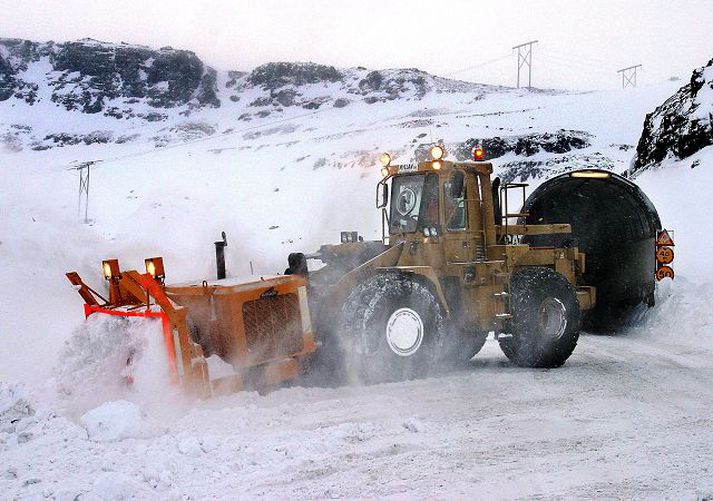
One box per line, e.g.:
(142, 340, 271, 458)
(379, 152, 392, 167)
(102, 259, 120, 281)
(145, 256, 165, 281)
(430, 145, 445, 160)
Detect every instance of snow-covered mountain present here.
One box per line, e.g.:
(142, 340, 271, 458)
(1, 37, 512, 152)
(3, 37, 713, 500)
(0, 37, 600, 182)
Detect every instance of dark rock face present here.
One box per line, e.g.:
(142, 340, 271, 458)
(358, 68, 429, 100)
(499, 153, 615, 183)
(0, 38, 220, 114)
(633, 57, 713, 173)
(0, 38, 45, 103)
(0, 53, 17, 100)
(455, 130, 591, 161)
(248, 62, 343, 89)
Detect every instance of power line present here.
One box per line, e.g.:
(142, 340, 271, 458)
(444, 53, 514, 78)
(545, 48, 612, 67)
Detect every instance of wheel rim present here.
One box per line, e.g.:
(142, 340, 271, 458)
(385, 308, 424, 356)
(539, 297, 567, 341)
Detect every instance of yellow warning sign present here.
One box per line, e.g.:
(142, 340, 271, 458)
(656, 229, 674, 247)
(656, 246, 674, 265)
(656, 265, 675, 281)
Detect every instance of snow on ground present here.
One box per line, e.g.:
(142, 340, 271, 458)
(2, 282, 713, 499)
(2, 78, 713, 499)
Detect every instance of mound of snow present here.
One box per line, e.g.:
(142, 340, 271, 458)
(90, 471, 141, 500)
(55, 314, 173, 414)
(0, 382, 34, 434)
(80, 400, 163, 442)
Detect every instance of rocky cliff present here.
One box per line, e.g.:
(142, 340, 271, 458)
(632, 57, 713, 173)
(0, 38, 220, 113)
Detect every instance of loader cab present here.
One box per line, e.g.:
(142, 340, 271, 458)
(382, 158, 497, 265)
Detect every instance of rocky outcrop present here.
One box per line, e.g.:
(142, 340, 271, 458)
(0, 38, 220, 113)
(247, 62, 343, 89)
(453, 130, 591, 161)
(632, 57, 713, 173)
(231, 62, 498, 115)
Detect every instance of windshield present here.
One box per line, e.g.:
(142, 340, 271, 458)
(389, 173, 439, 234)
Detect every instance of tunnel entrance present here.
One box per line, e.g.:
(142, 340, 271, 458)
(521, 170, 661, 330)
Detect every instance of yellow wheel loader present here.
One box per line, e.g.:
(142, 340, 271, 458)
(67, 145, 609, 395)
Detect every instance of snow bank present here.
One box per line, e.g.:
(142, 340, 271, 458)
(0, 382, 34, 434)
(91, 472, 141, 501)
(81, 400, 163, 442)
(55, 314, 177, 416)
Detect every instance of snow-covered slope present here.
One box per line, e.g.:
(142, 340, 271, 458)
(2, 37, 713, 499)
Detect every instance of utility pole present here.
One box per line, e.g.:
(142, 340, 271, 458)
(512, 40, 538, 88)
(70, 160, 100, 224)
(617, 64, 642, 89)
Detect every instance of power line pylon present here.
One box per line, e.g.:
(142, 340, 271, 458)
(617, 64, 642, 89)
(70, 160, 100, 224)
(512, 40, 538, 88)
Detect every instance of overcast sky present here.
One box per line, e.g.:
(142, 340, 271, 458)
(1, 0, 711, 90)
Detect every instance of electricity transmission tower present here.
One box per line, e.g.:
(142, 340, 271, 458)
(617, 64, 642, 88)
(512, 40, 538, 88)
(71, 160, 100, 223)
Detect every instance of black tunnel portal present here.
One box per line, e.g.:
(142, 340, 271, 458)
(521, 170, 661, 329)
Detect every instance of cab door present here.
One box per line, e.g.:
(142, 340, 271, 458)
(442, 170, 483, 263)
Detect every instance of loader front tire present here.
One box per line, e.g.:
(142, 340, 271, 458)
(338, 274, 445, 384)
(499, 267, 580, 368)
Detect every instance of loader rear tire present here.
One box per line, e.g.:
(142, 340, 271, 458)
(338, 274, 445, 384)
(499, 267, 580, 368)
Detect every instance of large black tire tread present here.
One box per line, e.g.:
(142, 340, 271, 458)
(499, 267, 581, 368)
(337, 273, 445, 384)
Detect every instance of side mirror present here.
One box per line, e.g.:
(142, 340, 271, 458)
(449, 171, 464, 199)
(376, 181, 389, 209)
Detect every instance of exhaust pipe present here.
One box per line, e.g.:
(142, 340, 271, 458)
(215, 231, 228, 280)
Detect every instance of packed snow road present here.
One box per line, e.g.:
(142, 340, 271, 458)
(2, 283, 712, 500)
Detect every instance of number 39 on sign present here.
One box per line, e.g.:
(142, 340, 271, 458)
(655, 229, 675, 281)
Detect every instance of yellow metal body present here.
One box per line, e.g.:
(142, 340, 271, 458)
(314, 158, 597, 335)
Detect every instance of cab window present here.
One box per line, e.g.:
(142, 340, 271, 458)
(444, 171, 467, 231)
(389, 173, 439, 234)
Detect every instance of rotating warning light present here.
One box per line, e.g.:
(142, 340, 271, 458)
(102, 259, 120, 281)
(430, 145, 445, 160)
(473, 147, 485, 160)
(379, 152, 392, 167)
(145, 256, 165, 281)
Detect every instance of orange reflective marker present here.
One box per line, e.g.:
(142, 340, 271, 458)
(656, 229, 674, 247)
(655, 265, 675, 281)
(655, 246, 674, 265)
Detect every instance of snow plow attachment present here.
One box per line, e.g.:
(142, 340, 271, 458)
(66, 258, 316, 398)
